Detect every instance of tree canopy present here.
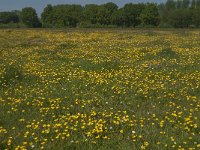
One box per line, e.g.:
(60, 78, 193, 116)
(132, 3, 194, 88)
(21, 7, 41, 27)
(0, 0, 200, 28)
(0, 11, 20, 24)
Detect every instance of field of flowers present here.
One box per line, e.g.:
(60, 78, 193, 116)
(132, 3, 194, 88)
(0, 29, 200, 150)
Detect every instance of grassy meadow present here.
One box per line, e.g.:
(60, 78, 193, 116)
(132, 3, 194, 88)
(0, 29, 200, 150)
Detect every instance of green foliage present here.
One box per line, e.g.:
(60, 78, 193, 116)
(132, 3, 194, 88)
(40, 2, 160, 28)
(0, 11, 19, 24)
(49, 4, 83, 27)
(82, 3, 118, 26)
(111, 8, 126, 27)
(97, 2, 118, 25)
(165, 0, 176, 10)
(140, 3, 160, 26)
(159, 0, 200, 28)
(182, 0, 190, 8)
(192, 7, 200, 27)
(176, 0, 183, 9)
(168, 9, 192, 28)
(20, 7, 41, 27)
(83, 4, 99, 24)
(1, 0, 200, 28)
(41, 4, 53, 27)
(123, 3, 146, 27)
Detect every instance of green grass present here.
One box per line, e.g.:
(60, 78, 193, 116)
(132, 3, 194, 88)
(0, 29, 200, 150)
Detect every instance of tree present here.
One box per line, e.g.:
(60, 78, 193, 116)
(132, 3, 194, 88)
(96, 3, 118, 25)
(122, 3, 145, 27)
(83, 4, 99, 24)
(192, 7, 200, 27)
(65, 4, 83, 27)
(51, 5, 70, 27)
(41, 4, 53, 27)
(168, 9, 192, 28)
(196, 0, 200, 7)
(140, 3, 160, 26)
(71, 4, 83, 24)
(111, 8, 126, 26)
(0, 11, 19, 24)
(104, 2, 118, 14)
(176, 0, 183, 9)
(158, 3, 168, 25)
(182, 0, 190, 8)
(21, 7, 41, 27)
(10, 1, 199, 28)
(191, 0, 196, 8)
(165, 0, 176, 10)
(46, 4, 83, 27)
(96, 6, 110, 25)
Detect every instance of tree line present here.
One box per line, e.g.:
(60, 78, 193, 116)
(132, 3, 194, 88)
(0, 0, 200, 28)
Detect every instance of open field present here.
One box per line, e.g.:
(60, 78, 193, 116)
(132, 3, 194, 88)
(0, 29, 200, 150)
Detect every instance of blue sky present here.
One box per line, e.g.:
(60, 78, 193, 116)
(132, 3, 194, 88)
(0, 0, 164, 15)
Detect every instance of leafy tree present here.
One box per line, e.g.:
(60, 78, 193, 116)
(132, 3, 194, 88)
(104, 2, 118, 14)
(122, 3, 145, 27)
(158, 3, 170, 26)
(41, 4, 53, 27)
(111, 8, 126, 26)
(21, 7, 41, 27)
(83, 4, 99, 24)
(66, 4, 83, 27)
(12, 10, 21, 19)
(168, 9, 192, 28)
(197, 0, 200, 7)
(191, 0, 196, 8)
(182, 0, 190, 8)
(51, 5, 71, 27)
(0, 11, 19, 24)
(46, 4, 83, 27)
(96, 3, 118, 25)
(140, 3, 160, 26)
(96, 6, 110, 25)
(16, 1, 200, 28)
(192, 7, 200, 27)
(165, 0, 176, 10)
(176, 0, 183, 9)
